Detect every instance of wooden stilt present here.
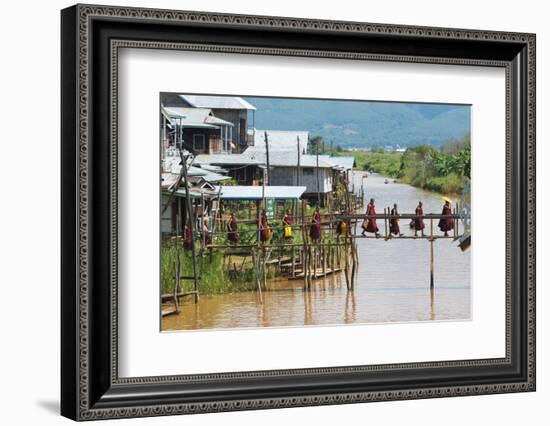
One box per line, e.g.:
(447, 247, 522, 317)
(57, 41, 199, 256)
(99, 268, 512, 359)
(173, 255, 180, 313)
(291, 245, 296, 278)
(179, 153, 200, 304)
(253, 251, 263, 303)
(384, 207, 389, 241)
(344, 236, 350, 290)
(322, 244, 327, 277)
(430, 218, 435, 290)
(301, 200, 309, 290)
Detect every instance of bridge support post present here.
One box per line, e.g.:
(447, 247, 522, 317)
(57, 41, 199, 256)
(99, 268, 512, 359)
(430, 219, 434, 290)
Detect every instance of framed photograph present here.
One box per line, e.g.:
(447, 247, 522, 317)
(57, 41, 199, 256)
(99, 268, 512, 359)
(61, 4, 536, 421)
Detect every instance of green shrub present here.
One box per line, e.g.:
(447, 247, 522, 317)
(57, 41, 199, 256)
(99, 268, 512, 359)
(424, 173, 463, 194)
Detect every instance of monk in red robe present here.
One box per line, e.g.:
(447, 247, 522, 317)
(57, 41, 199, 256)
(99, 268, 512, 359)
(227, 213, 239, 244)
(336, 220, 347, 236)
(256, 209, 269, 242)
(414, 201, 425, 237)
(389, 203, 402, 236)
(183, 223, 193, 250)
(309, 207, 321, 241)
(361, 198, 379, 237)
(282, 209, 293, 240)
(438, 200, 455, 237)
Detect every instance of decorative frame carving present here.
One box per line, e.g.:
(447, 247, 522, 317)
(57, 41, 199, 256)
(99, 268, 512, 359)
(61, 4, 535, 420)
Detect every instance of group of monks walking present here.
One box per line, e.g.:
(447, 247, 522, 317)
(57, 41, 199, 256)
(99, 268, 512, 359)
(224, 207, 324, 245)
(361, 198, 455, 238)
(190, 197, 456, 248)
(183, 216, 212, 249)
(225, 208, 296, 245)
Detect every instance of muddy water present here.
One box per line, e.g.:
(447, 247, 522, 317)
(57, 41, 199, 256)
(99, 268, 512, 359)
(162, 173, 471, 331)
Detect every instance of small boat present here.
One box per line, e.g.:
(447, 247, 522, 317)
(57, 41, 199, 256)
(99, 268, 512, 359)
(384, 178, 389, 184)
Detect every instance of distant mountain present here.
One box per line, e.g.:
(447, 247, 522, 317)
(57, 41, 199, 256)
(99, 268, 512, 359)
(243, 97, 470, 148)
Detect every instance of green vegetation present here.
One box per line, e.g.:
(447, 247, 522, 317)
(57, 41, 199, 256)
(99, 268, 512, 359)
(335, 134, 471, 195)
(423, 174, 464, 194)
(221, 177, 238, 186)
(161, 208, 341, 296)
(341, 150, 403, 177)
(161, 242, 257, 295)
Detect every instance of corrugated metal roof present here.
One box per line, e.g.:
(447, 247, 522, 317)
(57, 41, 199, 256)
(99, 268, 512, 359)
(161, 173, 180, 190)
(200, 173, 231, 183)
(194, 150, 339, 169)
(194, 153, 264, 166)
(213, 185, 306, 200)
(253, 130, 309, 153)
(187, 166, 209, 176)
(329, 156, 356, 170)
(167, 187, 218, 199)
(197, 164, 228, 174)
(161, 107, 175, 125)
(164, 162, 231, 185)
(163, 107, 233, 128)
(271, 152, 335, 168)
(180, 95, 256, 111)
(245, 146, 335, 168)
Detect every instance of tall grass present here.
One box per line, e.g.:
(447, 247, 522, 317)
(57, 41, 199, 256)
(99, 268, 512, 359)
(161, 242, 257, 295)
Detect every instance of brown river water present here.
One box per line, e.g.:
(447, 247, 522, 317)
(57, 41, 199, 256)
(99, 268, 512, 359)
(162, 173, 471, 331)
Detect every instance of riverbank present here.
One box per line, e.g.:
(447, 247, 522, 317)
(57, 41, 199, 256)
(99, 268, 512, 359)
(336, 142, 469, 195)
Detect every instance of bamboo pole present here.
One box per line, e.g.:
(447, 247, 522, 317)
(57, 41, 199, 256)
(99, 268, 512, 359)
(211, 186, 222, 239)
(322, 243, 327, 277)
(455, 203, 460, 240)
(336, 235, 341, 268)
(296, 136, 301, 187)
(252, 251, 263, 304)
(350, 248, 357, 290)
(344, 235, 350, 290)
(172, 254, 180, 313)
(301, 200, 309, 290)
(180, 153, 200, 304)
(310, 245, 315, 281)
(430, 218, 435, 290)
(201, 194, 206, 252)
(263, 248, 269, 291)
(264, 131, 270, 185)
(383, 207, 388, 239)
(316, 144, 321, 206)
(291, 245, 296, 278)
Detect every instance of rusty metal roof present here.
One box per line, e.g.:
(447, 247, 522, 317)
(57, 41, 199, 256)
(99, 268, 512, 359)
(213, 185, 306, 200)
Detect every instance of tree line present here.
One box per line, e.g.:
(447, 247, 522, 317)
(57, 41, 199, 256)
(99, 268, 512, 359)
(329, 133, 471, 194)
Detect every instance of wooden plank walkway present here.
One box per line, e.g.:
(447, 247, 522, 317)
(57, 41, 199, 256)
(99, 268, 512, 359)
(289, 268, 342, 280)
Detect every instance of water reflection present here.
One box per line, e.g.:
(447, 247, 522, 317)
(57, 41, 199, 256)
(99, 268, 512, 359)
(162, 174, 471, 331)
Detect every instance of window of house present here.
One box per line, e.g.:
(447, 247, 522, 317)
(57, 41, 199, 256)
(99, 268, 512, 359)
(236, 166, 247, 183)
(239, 118, 246, 145)
(193, 134, 206, 153)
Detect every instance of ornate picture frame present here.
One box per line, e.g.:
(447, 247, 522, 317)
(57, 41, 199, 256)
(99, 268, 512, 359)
(61, 4, 535, 420)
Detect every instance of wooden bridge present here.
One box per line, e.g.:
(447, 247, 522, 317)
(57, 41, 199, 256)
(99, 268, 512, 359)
(162, 205, 468, 317)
